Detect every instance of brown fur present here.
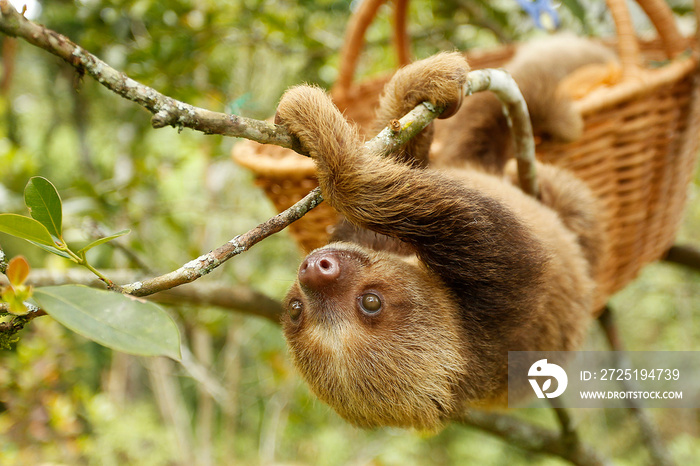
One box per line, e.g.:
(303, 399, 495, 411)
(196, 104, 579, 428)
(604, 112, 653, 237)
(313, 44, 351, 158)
(433, 35, 618, 172)
(277, 41, 609, 431)
(371, 52, 470, 168)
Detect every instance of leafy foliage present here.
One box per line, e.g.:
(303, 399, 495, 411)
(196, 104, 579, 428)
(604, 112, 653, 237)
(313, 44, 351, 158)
(24, 176, 63, 240)
(1, 175, 178, 358)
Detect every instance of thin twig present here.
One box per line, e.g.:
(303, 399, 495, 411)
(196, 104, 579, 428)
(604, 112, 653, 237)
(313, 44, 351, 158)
(118, 187, 324, 296)
(598, 306, 676, 466)
(85, 221, 154, 274)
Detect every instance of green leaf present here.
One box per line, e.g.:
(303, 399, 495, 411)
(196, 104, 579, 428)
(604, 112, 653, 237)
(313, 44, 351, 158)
(34, 285, 181, 360)
(0, 214, 56, 246)
(28, 241, 73, 259)
(77, 229, 131, 254)
(24, 177, 63, 239)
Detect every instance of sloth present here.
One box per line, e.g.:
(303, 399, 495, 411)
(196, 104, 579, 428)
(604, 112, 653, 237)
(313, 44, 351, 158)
(275, 37, 612, 431)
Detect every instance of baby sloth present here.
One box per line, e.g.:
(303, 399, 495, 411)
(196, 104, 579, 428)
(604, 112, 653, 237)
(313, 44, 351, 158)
(277, 40, 610, 431)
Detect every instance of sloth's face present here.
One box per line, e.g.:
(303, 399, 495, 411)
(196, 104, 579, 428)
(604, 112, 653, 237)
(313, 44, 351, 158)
(281, 242, 466, 430)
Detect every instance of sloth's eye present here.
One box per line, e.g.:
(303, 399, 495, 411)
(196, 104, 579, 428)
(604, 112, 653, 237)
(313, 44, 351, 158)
(288, 299, 304, 321)
(359, 292, 382, 315)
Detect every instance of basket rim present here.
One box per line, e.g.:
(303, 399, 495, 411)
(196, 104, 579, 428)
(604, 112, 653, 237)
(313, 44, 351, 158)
(232, 139, 316, 178)
(232, 41, 699, 179)
(575, 53, 699, 115)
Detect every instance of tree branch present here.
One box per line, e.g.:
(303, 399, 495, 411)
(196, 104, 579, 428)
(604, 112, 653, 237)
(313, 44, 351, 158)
(0, 269, 283, 323)
(547, 397, 580, 452)
(598, 306, 676, 466)
(0, 1, 306, 152)
(466, 69, 538, 197)
(663, 244, 700, 272)
(117, 187, 323, 296)
(0, 0, 465, 158)
(112, 70, 537, 297)
(0, 1, 537, 296)
(458, 410, 611, 466)
(0, 302, 47, 347)
(0, 301, 46, 318)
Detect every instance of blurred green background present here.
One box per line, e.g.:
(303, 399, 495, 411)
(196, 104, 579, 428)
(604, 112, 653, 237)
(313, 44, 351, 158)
(0, 0, 698, 464)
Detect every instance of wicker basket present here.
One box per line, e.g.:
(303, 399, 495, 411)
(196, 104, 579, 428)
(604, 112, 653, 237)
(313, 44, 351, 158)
(233, 0, 700, 309)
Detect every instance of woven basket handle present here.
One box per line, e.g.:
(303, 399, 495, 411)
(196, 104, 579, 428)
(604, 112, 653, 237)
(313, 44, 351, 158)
(334, 0, 688, 93)
(635, 0, 687, 57)
(606, 0, 687, 77)
(331, 0, 411, 100)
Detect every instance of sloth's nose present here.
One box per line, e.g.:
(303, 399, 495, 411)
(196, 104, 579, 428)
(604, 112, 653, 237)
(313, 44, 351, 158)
(298, 250, 342, 291)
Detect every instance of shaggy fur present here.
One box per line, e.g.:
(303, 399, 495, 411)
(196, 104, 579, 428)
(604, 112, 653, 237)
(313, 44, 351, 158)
(277, 40, 610, 431)
(434, 35, 618, 172)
